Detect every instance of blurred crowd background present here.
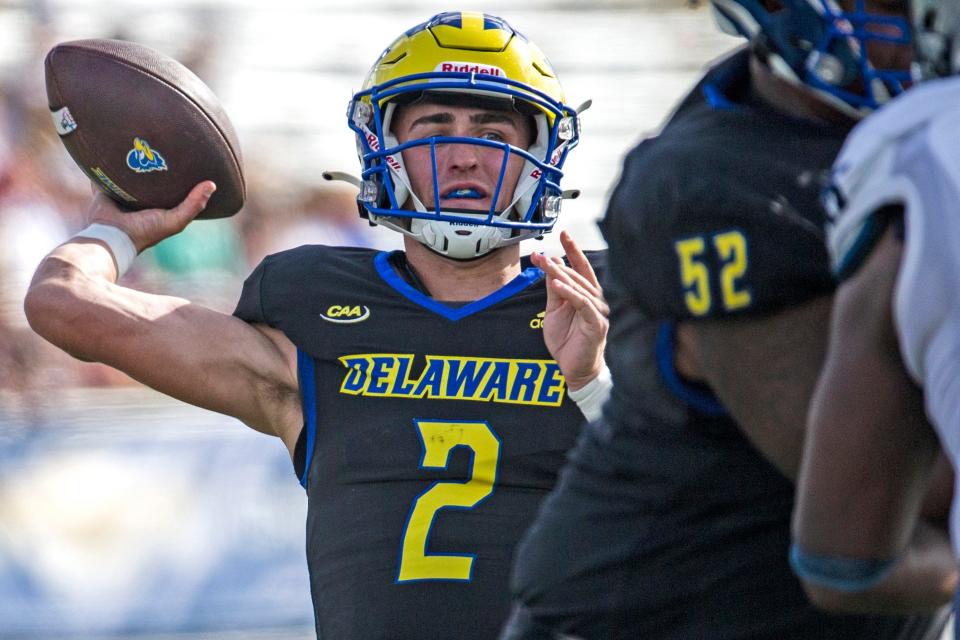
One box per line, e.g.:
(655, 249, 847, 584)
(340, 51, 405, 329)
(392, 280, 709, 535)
(0, 0, 736, 637)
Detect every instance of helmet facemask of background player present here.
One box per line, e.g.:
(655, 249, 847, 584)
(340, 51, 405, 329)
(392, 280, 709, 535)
(345, 11, 582, 260)
(710, 0, 913, 116)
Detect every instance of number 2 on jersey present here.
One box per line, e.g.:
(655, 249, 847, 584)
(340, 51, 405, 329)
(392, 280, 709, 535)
(675, 230, 751, 316)
(396, 420, 501, 583)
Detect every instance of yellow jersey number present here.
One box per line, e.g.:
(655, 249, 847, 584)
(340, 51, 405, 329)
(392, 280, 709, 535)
(396, 419, 501, 583)
(675, 230, 752, 316)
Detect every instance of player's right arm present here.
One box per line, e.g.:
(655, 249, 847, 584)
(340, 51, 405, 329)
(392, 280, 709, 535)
(24, 182, 303, 453)
(791, 224, 956, 613)
(677, 303, 955, 506)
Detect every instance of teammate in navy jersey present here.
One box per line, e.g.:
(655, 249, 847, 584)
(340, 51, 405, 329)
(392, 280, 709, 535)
(792, 0, 959, 617)
(24, 12, 609, 639)
(502, 2, 950, 638)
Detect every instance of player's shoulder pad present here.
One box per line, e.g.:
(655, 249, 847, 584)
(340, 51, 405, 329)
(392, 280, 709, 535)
(233, 245, 376, 325)
(600, 127, 834, 321)
(829, 76, 960, 280)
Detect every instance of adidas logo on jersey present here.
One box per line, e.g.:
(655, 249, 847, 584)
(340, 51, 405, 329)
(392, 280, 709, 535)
(529, 311, 545, 330)
(320, 305, 371, 324)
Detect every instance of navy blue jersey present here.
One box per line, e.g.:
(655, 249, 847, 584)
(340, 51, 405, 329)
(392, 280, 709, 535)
(234, 245, 599, 640)
(508, 49, 945, 640)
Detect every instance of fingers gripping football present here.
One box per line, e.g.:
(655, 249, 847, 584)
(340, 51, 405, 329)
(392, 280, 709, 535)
(88, 181, 217, 253)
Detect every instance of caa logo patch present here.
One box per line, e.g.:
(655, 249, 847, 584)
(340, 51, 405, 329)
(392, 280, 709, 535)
(126, 137, 168, 173)
(320, 305, 371, 324)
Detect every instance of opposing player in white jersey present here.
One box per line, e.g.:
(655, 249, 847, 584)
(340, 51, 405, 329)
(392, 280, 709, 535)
(792, 0, 960, 616)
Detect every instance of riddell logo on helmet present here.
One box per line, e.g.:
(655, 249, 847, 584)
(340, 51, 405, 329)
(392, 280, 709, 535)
(436, 61, 506, 77)
(365, 132, 402, 172)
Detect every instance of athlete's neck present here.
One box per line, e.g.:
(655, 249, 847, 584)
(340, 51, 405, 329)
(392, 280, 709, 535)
(749, 55, 858, 130)
(402, 238, 522, 302)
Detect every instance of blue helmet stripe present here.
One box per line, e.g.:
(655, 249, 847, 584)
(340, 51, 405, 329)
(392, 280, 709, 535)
(433, 12, 463, 29)
(483, 15, 508, 30)
(403, 19, 430, 37)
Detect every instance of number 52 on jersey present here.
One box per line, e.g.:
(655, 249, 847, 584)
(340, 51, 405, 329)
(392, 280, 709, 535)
(675, 229, 752, 316)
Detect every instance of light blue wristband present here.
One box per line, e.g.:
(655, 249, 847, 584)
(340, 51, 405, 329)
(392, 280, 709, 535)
(789, 544, 896, 592)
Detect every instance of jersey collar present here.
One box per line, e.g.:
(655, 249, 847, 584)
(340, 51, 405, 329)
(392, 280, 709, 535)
(374, 250, 543, 321)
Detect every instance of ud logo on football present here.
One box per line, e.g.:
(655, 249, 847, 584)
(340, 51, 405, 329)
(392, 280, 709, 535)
(126, 137, 168, 173)
(320, 305, 371, 324)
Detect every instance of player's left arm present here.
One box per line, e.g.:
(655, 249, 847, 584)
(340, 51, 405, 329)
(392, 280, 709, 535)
(789, 224, 956, 613)
(531, 230, 609, 391)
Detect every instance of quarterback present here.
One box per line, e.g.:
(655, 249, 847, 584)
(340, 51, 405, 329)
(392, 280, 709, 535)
(24, 12, 609, 639)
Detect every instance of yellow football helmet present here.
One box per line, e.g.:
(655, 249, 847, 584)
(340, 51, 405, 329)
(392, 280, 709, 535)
(347, 11, 581, 259)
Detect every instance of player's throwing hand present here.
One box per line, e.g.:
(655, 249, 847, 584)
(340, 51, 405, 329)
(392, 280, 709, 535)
(87, 180, 217, 254)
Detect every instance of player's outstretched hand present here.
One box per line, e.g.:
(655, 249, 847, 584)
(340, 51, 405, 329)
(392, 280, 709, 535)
(531, 230, 609, 391)
(87, 181, 217, 253)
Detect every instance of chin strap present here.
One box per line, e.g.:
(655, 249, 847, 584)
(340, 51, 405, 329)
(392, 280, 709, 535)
(409, 216, 512, 259)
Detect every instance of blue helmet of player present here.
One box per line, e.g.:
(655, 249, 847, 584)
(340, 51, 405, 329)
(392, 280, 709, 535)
(710, 0, 912, 115)
(912, 0, 960, 78)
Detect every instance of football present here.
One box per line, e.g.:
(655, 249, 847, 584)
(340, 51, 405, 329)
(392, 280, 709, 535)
(44, 39, 245, 219)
